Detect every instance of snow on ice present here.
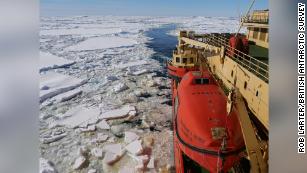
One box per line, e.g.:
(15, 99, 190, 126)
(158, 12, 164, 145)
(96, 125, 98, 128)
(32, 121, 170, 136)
(56, 106, 101, 128)
(40, 72, 87, 103)
(40, 51, 75, 72)
(65, 37, 137, 51)
(40, 28, 121, 36)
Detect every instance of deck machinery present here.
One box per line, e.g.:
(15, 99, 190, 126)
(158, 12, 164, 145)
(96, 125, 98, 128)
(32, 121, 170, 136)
(168, 10, 269, 173)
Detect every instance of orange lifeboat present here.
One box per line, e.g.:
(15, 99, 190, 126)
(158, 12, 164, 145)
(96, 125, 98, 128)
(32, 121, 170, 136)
(168, 68, 245, 172)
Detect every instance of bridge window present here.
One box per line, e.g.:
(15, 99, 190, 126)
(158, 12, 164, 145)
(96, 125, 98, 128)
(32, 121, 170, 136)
(176, 57, 180, 63)
(182, 58, 187, 64)
(195, 78, 209, 84)
(253, 28, 259, 39)
(190, 58, 194, 63)
(259, 28, 268, 41)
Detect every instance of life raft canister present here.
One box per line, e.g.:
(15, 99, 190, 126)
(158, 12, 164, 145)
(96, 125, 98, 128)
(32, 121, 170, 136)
(228, 35, 249, 58)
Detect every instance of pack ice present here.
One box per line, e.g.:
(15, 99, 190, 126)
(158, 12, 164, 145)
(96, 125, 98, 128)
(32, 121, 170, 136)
(40, 72, 87, 103)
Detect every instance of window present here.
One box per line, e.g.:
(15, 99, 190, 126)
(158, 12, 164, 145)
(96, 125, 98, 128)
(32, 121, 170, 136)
(231, 70, 234, 77)
(176, 57, 180, 63)
(190, 58, 194, 63)
(182, 58, 187, 64)
(253, 28, 259, 39)
(256, 90, 259, 97)
(259, 28, 268, 41)
(195, 78, 209, 84)
(244, 81, 247, 89)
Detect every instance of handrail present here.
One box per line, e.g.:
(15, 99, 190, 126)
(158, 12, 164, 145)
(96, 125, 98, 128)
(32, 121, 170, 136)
(181, 33, 269, 82)
(241, 15, 269, 24)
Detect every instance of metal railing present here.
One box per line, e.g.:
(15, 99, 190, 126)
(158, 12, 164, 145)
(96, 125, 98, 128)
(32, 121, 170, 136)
(241, 15, 269, 24)
(186, 34, 269, 82)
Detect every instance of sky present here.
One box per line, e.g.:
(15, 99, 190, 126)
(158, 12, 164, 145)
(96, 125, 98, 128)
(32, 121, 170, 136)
(41, 0, 268, 17)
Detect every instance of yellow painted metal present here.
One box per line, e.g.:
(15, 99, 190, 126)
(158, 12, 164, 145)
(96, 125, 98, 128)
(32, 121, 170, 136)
(230, 88, 268, 173)
(207, 54, 269, 129)
(171, 48, 198, 67)
(242, 10, 269, 48)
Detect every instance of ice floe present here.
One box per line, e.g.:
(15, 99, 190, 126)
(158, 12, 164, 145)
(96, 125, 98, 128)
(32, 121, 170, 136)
(40, 28, 121, 36)
(49, 88, 82, 103)
(95, 120, 110, 130)
(124, 131, 140, 144)
(115, 60, 148, 69)
(125, 140, 143, 155)
(65, 37, 137, 51)
(100, 105, 135, 120)
(56, 106, 100, 128)
(40, 72, 87, 103)
(39, 158, 58, 173)
(40, 52, 75, 72)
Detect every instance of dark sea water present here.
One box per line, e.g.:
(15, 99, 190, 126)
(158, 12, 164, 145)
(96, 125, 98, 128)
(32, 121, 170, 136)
(145, 24, 178, 76)
(145, 24, 177, 62)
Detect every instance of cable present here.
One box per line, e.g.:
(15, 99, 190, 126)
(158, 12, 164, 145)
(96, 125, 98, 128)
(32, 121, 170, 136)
(235, 0, 256, 36)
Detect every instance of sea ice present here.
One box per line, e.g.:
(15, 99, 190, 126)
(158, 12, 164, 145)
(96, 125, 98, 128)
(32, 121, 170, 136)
(73, 156, 87, 170)
(49, 88, 82, 103)
(57, 106, 101, 128)
(40, 72, 87, 103)
(124, 131, 139, 144)
(125, 140, 143, 155)
(40, 52, 75, 72)
(41, 133, 67, 144)
(114, 60, 148, 69)
(100, 105, 135, 120)
(39, 158, 58, 173)
(96, 120, 110, 130)
(102, 144, 122, 155)
(40, 28, 121, 36)
(65, 37, 137, 51)
(112, 83, 128, 93)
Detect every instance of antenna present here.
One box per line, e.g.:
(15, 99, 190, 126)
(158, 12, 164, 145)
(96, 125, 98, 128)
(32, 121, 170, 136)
(235, 0, 256, 37)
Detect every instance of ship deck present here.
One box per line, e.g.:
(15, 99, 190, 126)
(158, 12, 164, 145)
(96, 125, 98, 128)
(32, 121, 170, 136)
(181, 34, 269, 82)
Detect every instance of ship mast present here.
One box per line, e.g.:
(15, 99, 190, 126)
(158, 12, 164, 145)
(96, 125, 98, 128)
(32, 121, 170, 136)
(235, 0, 256, 36)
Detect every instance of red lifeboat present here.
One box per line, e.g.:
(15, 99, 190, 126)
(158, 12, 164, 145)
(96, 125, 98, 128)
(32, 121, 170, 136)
(172, 71, 245, 173)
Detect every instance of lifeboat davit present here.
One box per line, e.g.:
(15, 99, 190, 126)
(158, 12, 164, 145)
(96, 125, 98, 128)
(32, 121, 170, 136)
(171, 70, 245, 173)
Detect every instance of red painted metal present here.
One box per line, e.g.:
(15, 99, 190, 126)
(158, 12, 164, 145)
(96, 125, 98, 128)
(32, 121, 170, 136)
(228, 35, 249, 57)
(168, 62, 245, 173)
(167, 62, 199, 80)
